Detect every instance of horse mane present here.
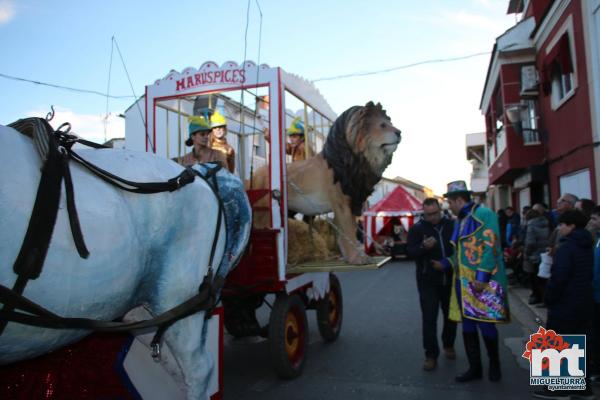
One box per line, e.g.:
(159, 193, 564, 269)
(321, 102, 389, 216)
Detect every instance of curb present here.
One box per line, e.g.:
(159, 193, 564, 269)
(508, 285, 547, 332)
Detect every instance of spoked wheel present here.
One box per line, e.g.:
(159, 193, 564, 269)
(268, 293, 308, 379)
(316, 273, 343, 342)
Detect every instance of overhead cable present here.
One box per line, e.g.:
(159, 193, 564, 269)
(0, 72, 135, 99)
(312, 51, 491, 82)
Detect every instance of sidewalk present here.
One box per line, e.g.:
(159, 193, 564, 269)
(502, 284, 549, 372)
(508, 284, 547, 332)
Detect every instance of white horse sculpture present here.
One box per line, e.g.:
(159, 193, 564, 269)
(0, 121, 251, 399)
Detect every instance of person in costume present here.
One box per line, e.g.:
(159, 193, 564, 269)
(431, 180, 509, 383)
(176, 116, 227, 167)
(265, 116, 308, 162)
(209, 110, 235, 173)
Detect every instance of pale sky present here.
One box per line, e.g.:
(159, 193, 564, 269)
(0, 0, 517, 195)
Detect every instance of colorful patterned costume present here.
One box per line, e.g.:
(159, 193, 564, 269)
(443, 203, 510, 324)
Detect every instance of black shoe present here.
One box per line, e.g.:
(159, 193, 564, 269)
(455, 331, 482, 382)
(528, 296, 542, 305)
(455, 368, 483, 382)
(483, 335, 502, 382)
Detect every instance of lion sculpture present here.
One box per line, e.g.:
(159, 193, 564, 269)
(253, 101, 401, 264)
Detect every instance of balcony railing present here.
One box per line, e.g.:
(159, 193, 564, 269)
(522, 129, 541, 145)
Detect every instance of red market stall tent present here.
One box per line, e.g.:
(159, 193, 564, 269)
(363, 185, 422, 254)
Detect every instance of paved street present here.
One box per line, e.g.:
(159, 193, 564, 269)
(223, 259, 535, 399)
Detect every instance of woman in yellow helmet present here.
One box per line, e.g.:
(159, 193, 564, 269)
(176, 116, 227, 167)
(209, 111, 235, 173)
(264, 116, 307, 162)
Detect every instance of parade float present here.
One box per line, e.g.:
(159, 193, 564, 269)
(125, 59, 402, 378)
(0, 60, 400, 399)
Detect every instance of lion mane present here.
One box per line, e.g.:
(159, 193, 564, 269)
(321, 102, 392, 216)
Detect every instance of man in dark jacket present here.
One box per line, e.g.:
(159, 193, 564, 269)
(407, 198, 456, 371)
(535, 209, 595, 399)
(545, 209, 594, 331)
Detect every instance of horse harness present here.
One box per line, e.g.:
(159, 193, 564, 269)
(0, 117, 226, 360)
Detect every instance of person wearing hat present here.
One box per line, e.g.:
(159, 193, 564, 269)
(176, 116, 227, 167)
(265, 116, 308, 162)
(209, 110, 235, 173)
(431, 180, 509, 383)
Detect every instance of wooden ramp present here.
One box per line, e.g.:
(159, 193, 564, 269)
(287, 256, 391, 274)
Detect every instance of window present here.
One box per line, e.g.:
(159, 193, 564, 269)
(519, 188, 531, 209)
(550, 61, 573, 103)
(521, 100, 540, 144)
(559, 169, 592, 200)
(542, 32, 576, 108)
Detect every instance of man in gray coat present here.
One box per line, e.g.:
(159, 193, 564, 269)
(523, 209, 549, 304)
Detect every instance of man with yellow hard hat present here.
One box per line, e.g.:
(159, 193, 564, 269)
(209, 110, 235, 173)
(176, 115, 227, 167)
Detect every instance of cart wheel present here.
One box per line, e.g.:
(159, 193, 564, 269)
(268, 293, 308, 379)
(316, 273, 343, 342)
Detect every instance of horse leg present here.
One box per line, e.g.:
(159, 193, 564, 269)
(148, 234, 225, 399)
(160, 313, 213, 400)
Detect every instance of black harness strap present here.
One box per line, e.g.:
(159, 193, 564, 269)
(1, 118, 227, 346)
(67, 148, 198, 194)
(0, 119, 64, 336)
(0, 274, 226, 332)
(60, 149, 90, 258)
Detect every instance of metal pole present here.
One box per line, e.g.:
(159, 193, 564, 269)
(313, 109, 317, 153)
(303, 103, 310, 158)
(320, 113, 325, 151)
(239, 92, 246, 179)
(166, 109, 170, 158)
(177, 99, 182, 158)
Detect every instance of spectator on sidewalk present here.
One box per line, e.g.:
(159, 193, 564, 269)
(576, 198, 598, 243)
(407, 198, 456, 371)
(533, 203, 555, 231)
(535, 209, 594, 399)
(523, 209, 549, 305)
(546, 194, 579, 264)
(505, 206, 521, 247)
